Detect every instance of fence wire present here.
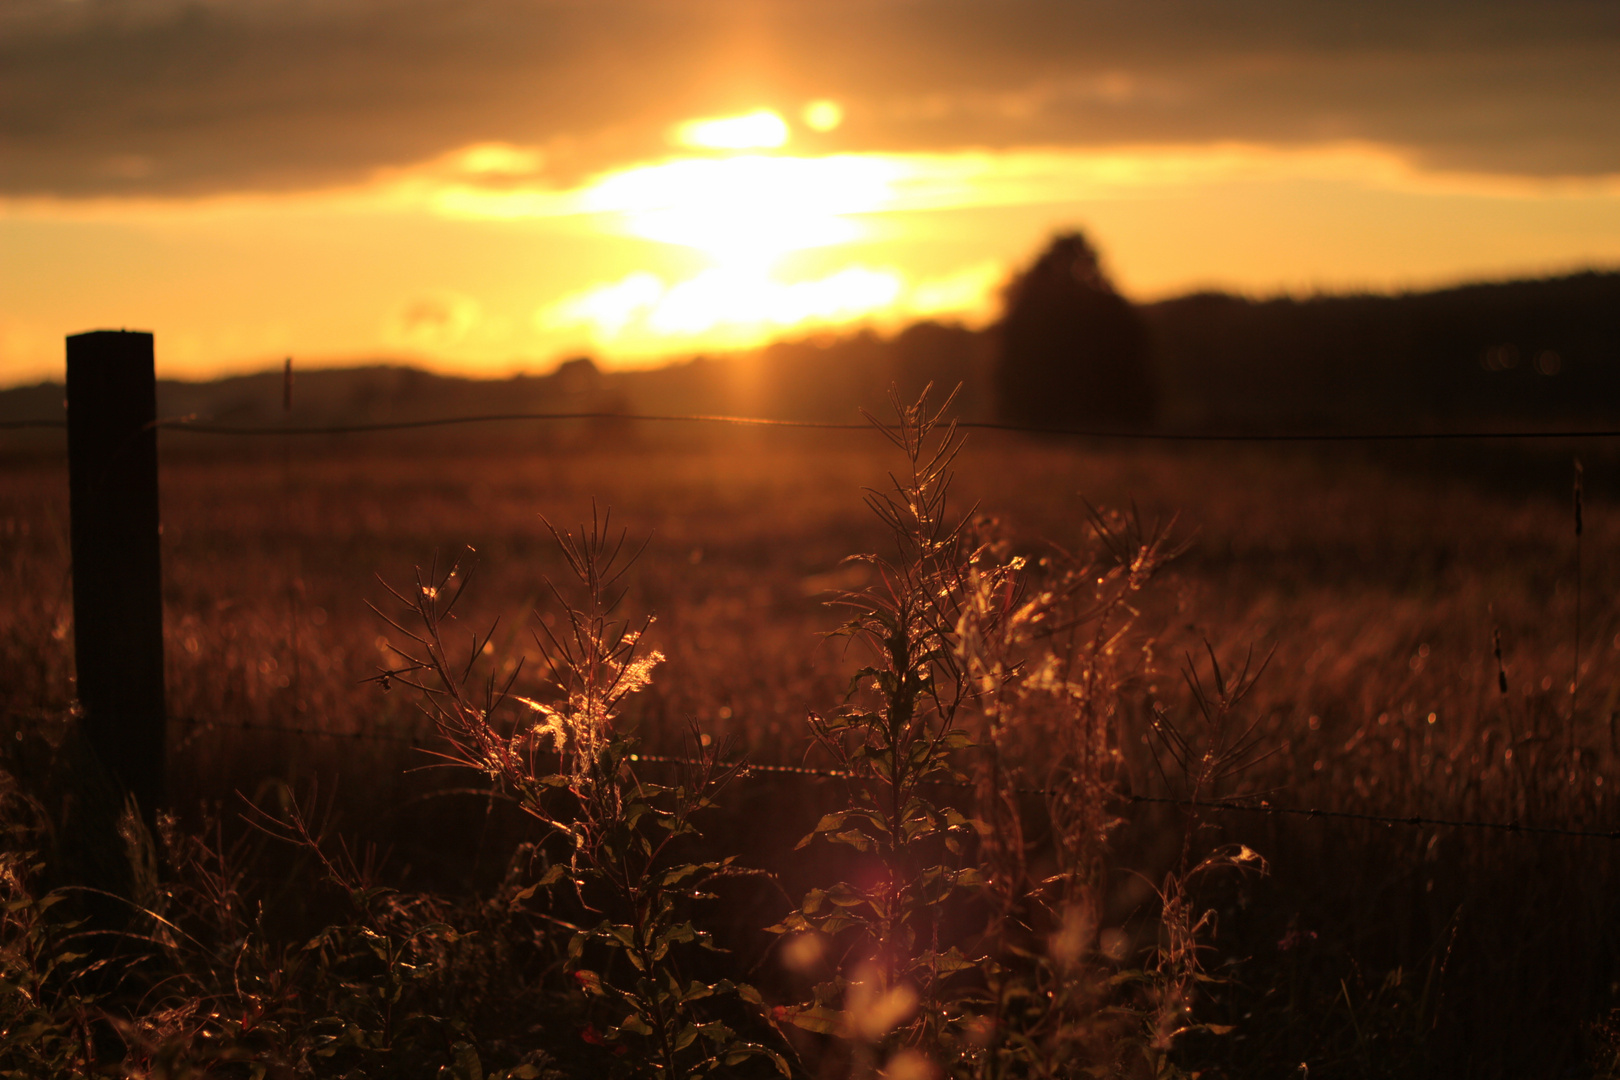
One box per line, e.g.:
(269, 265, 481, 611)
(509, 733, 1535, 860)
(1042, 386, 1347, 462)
(5, 411, 1620, 441)
(166, 717, 1620, 841)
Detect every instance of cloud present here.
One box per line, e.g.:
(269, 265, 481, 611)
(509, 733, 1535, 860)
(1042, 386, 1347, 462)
(2, 0, 1618, 199)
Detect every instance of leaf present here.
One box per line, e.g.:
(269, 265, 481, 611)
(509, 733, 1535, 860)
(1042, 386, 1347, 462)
(695, 1020, 736, 1045)
(954, 866, 990, 889)
(764, 911, 812, 935)
(943, 808, 992, 837)
(718, 1044, 793, 1078)
(825, 882, 869, 908)
(777, 1004, 843, 1036)
(661, 862, 711, 887)
(829, 830, 875, 853)
(901, 815, 939, 842)
(915, 947, 981, 977)
(810, 812, 849, 834)
(817, 912, 866, 937)
(653, 922, 697, 961)
(440, 1042, 484, 1080)
(680, 979, 721, 1003)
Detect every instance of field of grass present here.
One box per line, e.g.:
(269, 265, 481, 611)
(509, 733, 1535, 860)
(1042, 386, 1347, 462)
(4, 413, 1620, 1077)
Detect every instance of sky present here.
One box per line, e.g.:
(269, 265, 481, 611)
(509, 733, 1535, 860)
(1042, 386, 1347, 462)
(3, 0, 1619, 384)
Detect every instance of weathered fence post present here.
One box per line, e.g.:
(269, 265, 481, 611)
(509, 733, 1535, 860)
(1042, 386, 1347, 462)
(66, 330, 166, 822)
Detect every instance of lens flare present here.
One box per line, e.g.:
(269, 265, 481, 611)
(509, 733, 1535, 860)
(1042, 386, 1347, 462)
(803, 99, 845, 132)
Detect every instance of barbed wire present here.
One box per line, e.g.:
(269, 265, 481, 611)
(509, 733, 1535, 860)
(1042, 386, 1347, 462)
(5, 411, 1620, 442)
(1118, 793, 1620, 840)
(172, 714, 429, 746)
(631, 754, 1620, 840)
(0, 419, 71, 431)
(620, 754, 1620, 841)
(163, 720, 1620, 841)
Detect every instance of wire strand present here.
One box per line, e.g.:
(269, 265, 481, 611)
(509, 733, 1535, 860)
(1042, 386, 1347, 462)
(165, 722, 1620, 841)
(8, 412, 1620, 441)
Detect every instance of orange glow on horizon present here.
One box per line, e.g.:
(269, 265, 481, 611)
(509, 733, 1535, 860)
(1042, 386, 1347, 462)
(411, 137, 1620, 357)
(6, 130, 1620, 384)
(538, 262, 1002, 356)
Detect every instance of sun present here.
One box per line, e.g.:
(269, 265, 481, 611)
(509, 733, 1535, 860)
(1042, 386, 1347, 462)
(581, 150, 896, 271)
(554, 110, 912, 347)
(532, 108, 950, 351)
(584, 106, 882, 272)
(671, 109, 791, 151)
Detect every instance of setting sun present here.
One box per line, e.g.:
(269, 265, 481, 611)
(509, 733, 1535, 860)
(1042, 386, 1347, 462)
(672, 109, 791, 151)
(580, 152, 895, 265)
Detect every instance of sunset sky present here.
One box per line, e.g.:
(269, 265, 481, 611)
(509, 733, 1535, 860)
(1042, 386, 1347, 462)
(3, 0, 1619, 385)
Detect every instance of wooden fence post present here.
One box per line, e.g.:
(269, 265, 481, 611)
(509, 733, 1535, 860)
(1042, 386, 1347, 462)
(65, 330, 166, 822)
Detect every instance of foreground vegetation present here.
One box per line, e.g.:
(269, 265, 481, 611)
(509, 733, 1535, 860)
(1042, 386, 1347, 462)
(4, 397, 1620, 1077)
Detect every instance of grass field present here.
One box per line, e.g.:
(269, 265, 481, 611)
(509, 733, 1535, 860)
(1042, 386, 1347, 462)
(4, 416, 1620, 1077)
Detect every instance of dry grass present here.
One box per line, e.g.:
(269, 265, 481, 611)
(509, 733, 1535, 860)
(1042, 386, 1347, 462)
(3, 423, 1620, 1076)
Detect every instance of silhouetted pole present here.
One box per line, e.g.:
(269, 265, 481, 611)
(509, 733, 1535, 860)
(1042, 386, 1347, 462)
(66, 330, 166, 821)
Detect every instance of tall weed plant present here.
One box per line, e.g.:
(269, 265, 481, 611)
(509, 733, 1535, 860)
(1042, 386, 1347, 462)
(766, 389, 1257, 1079)
(371, 514, 791, 1079)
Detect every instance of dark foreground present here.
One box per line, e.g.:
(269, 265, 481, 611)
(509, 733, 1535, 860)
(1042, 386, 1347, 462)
(3, 418, 1619, 1078)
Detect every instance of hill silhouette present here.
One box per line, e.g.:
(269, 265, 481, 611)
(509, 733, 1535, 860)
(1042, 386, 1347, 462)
(5, 265, 1618, 437)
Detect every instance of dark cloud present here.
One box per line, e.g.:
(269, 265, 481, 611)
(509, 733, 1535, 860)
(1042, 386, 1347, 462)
(3, 0, 1617, 198)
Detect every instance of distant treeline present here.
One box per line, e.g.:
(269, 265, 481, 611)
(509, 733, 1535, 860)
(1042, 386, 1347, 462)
(1146, 272, 1620, 432)
(734, 268, 1620, 432)
(4, 270, 1618, 435)
(666, 269, 1620, 432)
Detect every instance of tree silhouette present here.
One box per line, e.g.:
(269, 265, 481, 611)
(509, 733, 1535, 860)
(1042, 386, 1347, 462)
(994, 231, 1157, 429)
